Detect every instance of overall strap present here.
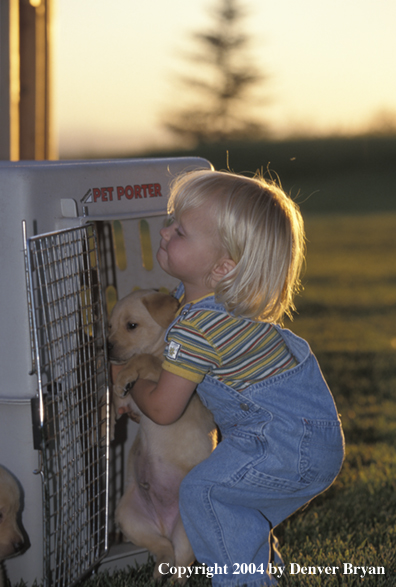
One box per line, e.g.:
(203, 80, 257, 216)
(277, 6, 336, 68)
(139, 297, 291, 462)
(172, 282, 229, 314)
(166, 283, 230, 341)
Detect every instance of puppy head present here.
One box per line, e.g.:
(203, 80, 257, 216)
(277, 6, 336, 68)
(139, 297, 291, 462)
(0, 466, 25, 560)
(108, 289, 179, 363)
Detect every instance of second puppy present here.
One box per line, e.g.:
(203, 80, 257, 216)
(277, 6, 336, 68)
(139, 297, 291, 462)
(108, 289, 217, 582)
(0, 466, 25, 587)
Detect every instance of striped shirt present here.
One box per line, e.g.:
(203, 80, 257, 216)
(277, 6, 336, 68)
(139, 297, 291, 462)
(163, 306, 298, 392)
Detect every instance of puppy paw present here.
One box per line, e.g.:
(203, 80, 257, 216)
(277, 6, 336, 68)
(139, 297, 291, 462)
(117, 404, 141, 423)
(112, 387, 141, 423)
(114, 372, 138, 398)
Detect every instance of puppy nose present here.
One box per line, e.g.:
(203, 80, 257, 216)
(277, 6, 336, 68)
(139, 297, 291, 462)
(13, 539, 25, 554)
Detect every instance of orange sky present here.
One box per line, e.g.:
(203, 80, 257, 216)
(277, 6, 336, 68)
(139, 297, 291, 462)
(56, 0, 396, 157)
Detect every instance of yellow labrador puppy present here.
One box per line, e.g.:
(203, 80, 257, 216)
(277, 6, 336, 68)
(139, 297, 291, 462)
(108, 290, 217, 581)
(0, 466, 25, 587)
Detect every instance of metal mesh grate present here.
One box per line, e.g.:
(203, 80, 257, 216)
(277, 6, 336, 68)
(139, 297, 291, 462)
(26, 224, 109, 587)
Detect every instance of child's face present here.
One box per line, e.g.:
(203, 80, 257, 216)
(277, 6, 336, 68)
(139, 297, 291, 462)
(157, 204, 227, 296)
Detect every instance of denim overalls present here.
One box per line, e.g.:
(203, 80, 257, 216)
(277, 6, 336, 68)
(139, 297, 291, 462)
(165, 287, 345, 587)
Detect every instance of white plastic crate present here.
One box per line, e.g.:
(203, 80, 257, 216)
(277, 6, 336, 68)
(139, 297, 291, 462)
(0, 156, 212, 586)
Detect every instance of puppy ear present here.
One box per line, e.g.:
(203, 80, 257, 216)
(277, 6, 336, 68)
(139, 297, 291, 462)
(142, 293, 179, 329)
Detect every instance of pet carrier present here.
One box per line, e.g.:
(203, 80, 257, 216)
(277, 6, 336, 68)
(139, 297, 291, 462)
(0, 156, 212, 586)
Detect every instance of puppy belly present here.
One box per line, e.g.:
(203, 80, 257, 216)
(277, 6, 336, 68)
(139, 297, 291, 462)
(133, 457, 185, 537)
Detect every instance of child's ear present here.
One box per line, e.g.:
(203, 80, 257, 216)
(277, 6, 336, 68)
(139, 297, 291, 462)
(211, 258, 236, 283)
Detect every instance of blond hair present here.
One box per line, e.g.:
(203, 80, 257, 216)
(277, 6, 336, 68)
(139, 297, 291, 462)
(167, 169, 305, 323)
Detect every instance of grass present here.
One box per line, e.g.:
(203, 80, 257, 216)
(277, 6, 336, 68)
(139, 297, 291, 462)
(68, 211, 396, 587)
(287, 214, 396, 353)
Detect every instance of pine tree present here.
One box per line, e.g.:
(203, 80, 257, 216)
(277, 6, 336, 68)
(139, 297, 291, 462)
(163, 0, 269, 145)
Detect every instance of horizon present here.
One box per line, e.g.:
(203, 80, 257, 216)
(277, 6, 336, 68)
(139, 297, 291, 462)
(56, 0, 396, 158)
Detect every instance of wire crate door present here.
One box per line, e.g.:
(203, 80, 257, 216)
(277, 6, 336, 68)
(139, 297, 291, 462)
(26, 224, 110, 587)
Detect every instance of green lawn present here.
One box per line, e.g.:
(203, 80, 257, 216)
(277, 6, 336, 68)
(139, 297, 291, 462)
(286, 214, 396, 353)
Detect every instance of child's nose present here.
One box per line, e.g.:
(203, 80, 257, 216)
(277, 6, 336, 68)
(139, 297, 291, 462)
(160, 224, 171, 240)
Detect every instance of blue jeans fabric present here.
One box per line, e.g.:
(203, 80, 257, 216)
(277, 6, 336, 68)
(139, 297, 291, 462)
(167, 290, 345, 587)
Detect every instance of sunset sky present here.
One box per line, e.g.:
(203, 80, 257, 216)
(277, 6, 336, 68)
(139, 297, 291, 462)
(56, 0, 396, 157)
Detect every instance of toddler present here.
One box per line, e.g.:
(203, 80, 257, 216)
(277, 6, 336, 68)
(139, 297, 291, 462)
(129, 169, 345, 587)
